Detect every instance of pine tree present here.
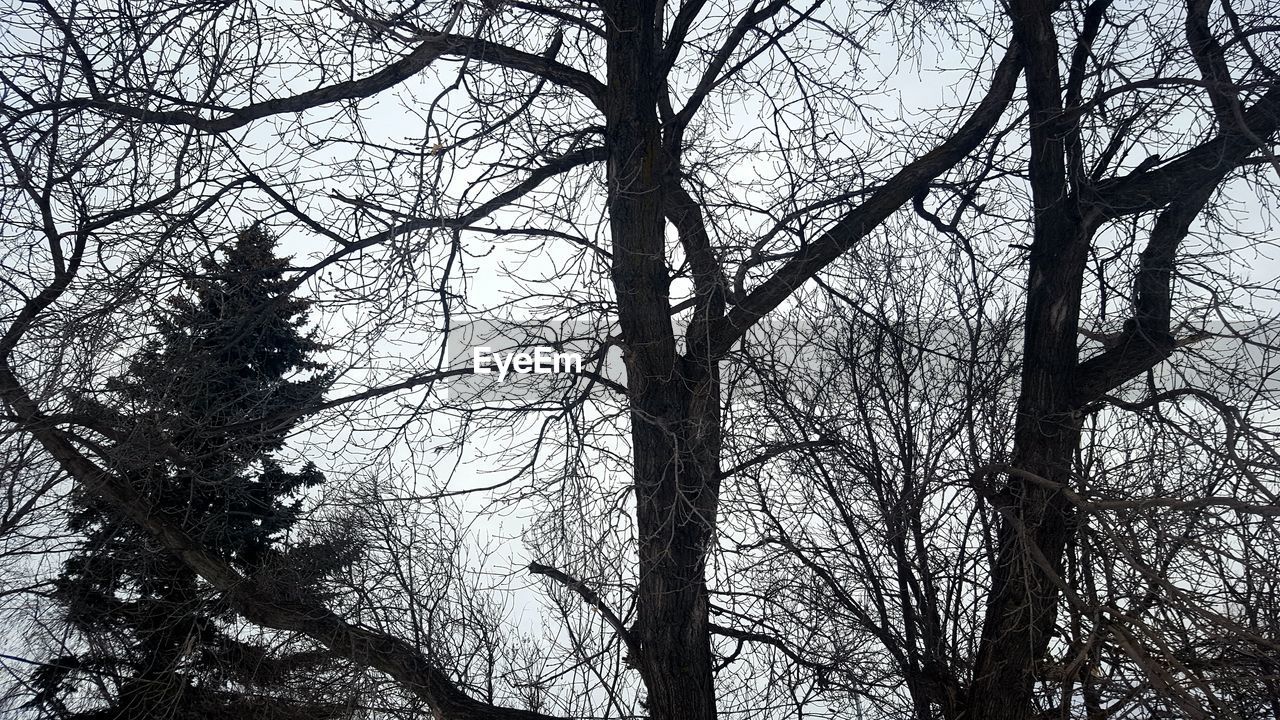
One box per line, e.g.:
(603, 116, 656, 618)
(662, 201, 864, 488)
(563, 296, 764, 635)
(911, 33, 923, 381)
(32, 227, 350, 719)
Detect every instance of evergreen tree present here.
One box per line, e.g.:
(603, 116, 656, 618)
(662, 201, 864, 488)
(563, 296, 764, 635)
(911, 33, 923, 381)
(32, 227, 349, 719)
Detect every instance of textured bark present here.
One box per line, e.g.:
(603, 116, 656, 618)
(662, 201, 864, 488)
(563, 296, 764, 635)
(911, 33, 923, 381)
(967, 3, 1280, 717)
(966, 3, 1087, 716)
(602, 3, 720, 719)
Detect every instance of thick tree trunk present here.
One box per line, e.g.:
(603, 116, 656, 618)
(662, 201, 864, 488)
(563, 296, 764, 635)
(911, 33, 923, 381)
(968, 429, 1081, 717)
(628, 367, 721, 720)
(966, 205, 1091, 715)
(603, 3, 720, 719)
(967, 2, 1090, 715)
(966, 3, 1280, 712)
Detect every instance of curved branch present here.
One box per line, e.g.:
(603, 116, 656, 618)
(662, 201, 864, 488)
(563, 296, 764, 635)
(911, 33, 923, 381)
(527, 562, 641, 661)
(291, 146, 607, 287)
(35, 33, 606, 132)
(704, 44, 1022, 357)
(1085, 84, 1280, 218)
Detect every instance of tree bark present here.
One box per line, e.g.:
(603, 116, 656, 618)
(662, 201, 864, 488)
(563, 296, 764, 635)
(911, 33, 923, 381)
(603, 3, 720, 719)
(967, 3, 1280, 717)
(967, 1, 1092, 714)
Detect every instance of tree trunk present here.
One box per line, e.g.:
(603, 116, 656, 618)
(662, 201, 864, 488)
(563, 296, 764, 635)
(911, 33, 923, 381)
(967, 2, 1090, 714)
(604, 3, 720, 719)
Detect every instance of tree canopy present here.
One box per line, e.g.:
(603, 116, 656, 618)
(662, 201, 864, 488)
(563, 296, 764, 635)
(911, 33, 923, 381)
(2, 1, 1279, 719)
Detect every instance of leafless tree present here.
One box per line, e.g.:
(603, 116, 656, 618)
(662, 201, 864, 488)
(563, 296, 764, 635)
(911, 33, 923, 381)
(2, 1, 1279, 719)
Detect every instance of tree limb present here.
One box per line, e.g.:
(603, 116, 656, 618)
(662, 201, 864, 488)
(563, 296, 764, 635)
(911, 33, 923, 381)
(1084, 85, 1280, 218)
(527, 562, 641, 661)
(703, 45, 1022, 358)
(34, 33, 606, 132)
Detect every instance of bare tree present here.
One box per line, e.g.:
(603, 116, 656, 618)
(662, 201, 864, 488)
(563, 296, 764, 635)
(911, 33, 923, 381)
(2, 1, 1279, 719)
